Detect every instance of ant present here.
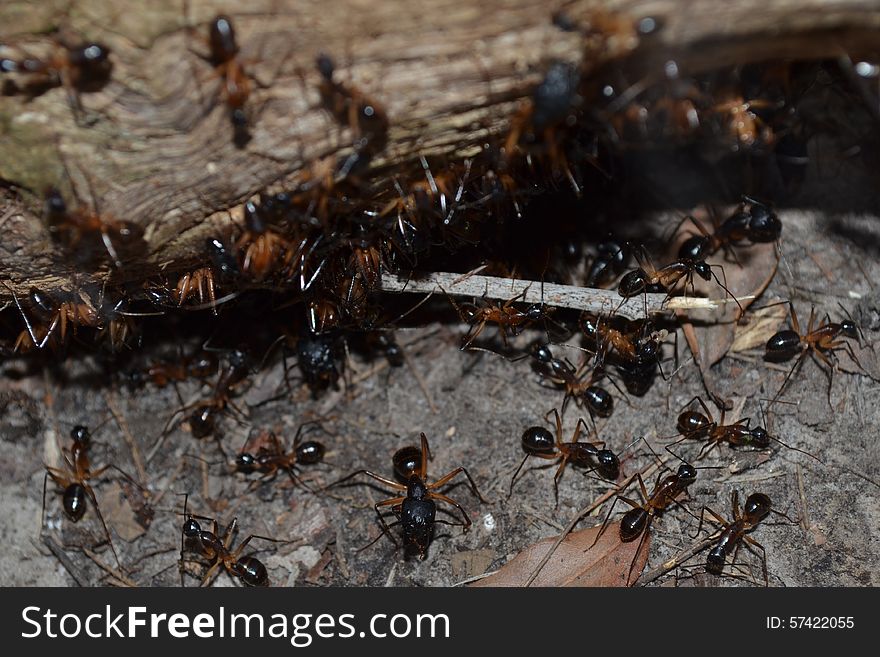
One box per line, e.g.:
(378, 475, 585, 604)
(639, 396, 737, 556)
(294, 329, 346, 394)
(173, 238, 240, 314)
(677, 197, 782, 262)
(617, 246, 742, 315)
(509, 408, 619, 506)
(186, 13, 258, 146)
(586, 237, 630, 287)
(666, 396, 819, 461)
(690, 491, 778, 585)
(366, 330, 405, 368)
(592, 459, 699, 584)
(43, 425, 130, 568)
(445, 284, 556, 351)
(235, 194, 296, 282)
(529, 342, 615, 417)
(6, 285, 99, 352)
(0, 36, 112, 120)
(179, 495, 283, 586)
(329, 433, 486, 559)
(316, 53, 389, 166)
(45, 186, 143, 270)
(579, 312, 667, 371)
(235, 422, 326, 490)
(764, 303, 865, 403)
(124, 352, 218, 388)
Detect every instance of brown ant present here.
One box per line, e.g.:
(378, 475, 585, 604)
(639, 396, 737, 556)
(509, 408, 620, 506)
(179, 495, 283, 586)
(235, 194, 296, 282)
(592, 459, 699, 584)
(0, 36, 112, 120)
(6, 285, 99, 352)
(764, 303, 865, 403)
(689, 491, 779, 585)
(316, 53, 389, 166)
(329, 433, 486, 559)
(172, 238, 240, 314)
(124, 351, 218, 388)
(42, 425, 131, 569)
(677, 197, 782, 262)
(666, 396, 820, 462)
(617, 246, 742, 315)
(235, 422, 326, 490)
(45, 186, 142, 270)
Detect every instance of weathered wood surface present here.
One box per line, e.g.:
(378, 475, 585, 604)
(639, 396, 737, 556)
(1, 0, 879, 297)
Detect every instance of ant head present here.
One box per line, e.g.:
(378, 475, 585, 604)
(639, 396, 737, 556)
(28, 287, 55, 314)
(295, 440, 325, 465)
(182, 517, 201, 538)
(189, 405, 215, 439)
(235, 452, 257, 473)
(68, 43, 113, 82)
(677, 463, 698, 483)
(230, 107, 248, 128)
(243, 200, 264, 232)
(44, 188, 67, 218)
(841, 320, 859, 340)
(525, 304, 545, 321)
(694, 260, 712, 281)
(316, 53, 335, 81)
(595, 449, 620, 480)
(749, 426, 771, 448)
(70, 425, 91, 444)
(743, 492, 772, 521)
(206, 237, 239, 278)
(209, 15, 238, 56)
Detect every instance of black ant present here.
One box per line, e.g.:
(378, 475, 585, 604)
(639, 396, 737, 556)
(235, 422, 326, 490)
(666, 396, 820, 462)
(764, 303, 865, 403)
(43, 425, 130, 569)
(366, 330, 405, 368)
(509, 408, 619, 505)
(179, 495, 283, 586)
(0, 36, 112, 120)
(329, 433, 486, 559)
(677, 197, 782, 262)
(294, 329, 346, 394)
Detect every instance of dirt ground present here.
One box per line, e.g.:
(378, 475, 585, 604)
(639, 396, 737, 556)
(1, 203, 878, 588)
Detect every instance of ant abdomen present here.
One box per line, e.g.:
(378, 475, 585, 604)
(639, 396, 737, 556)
(618, 269, 648, 297)
(583, 386, 613, 417)
(677, 411, 710, 435)
(706, 545, 727, 574)
(678, 234, 710, 261)
(393, 445, 422, 483)
(63, 483, 88, 521)
(521, 426, 555, 454)
(743, 492, 772, 521)
(619, 507, 649, 541)
(233, 556, 268, 586)
(295, 440, 325, 465)
(765, 330, 801, 360)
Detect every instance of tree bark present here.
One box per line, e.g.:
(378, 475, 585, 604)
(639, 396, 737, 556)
(1, 0, 879, 297)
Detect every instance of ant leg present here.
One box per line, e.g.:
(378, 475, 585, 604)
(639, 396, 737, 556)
(552, 455, 570, 508)
(324, 469, 406, 492)
(373, 496, 406, 546)
(690, 504, 728, 540)
(770, 348, 808, 406)
(427, 467, 487, 503)
(742, 536, 769, 587)
(429, 492, 473, 529)
(82, 483, 121, 570)
(357, 520, 401, 553)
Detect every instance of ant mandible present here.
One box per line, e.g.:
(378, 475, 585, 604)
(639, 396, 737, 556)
(330, 433, 486, 559)
(509, 408, 620, 506)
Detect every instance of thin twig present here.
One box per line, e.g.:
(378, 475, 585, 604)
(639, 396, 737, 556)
(41, 535, 87, 586)
(380, 272, 742, 321)
(635, 532, 721, 586)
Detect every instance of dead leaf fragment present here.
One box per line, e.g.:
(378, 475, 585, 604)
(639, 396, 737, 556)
(101, 481, 147, 542)
(470, 522, 650, 587)
(731, 302, 788, 352)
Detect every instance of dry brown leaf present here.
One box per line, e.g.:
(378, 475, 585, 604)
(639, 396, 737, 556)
(731, 302, 788, 352)
(470, 522, 650, 587)
(101, 481, 147, 542)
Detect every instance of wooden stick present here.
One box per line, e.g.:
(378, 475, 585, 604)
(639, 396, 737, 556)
(380, 272, 744, 321)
